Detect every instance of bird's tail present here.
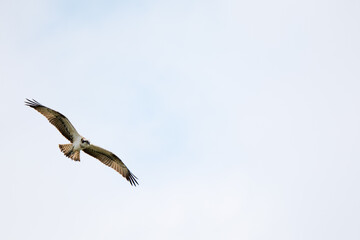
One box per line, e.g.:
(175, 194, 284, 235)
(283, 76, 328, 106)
(59, 144, 80, 161)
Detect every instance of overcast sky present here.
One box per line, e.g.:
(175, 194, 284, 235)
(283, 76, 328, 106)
(1, 0, 360, 239)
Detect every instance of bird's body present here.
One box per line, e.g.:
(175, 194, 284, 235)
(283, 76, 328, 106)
(25, 99, 138, 186)
(73, 136, 84, 152)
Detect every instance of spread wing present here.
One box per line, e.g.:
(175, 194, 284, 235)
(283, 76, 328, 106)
(25, 99, 80, 142)
(83, 145, 138, 186)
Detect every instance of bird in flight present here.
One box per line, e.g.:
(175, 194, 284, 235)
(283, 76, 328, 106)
(25, 99, 138, 186)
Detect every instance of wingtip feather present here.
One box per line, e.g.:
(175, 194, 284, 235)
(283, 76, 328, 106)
(128, 172, 139, 186)
(25, 98, 42, 108)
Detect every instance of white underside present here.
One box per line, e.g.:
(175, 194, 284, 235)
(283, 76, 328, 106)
(73, 137, 82, 151)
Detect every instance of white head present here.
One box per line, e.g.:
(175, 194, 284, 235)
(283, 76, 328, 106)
(80, 137, 91, 148)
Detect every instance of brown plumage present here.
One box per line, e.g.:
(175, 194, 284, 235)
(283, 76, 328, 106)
(84, 145, 138, 186)
(25, 99, 78, 142)
(25, 98, 138, 186)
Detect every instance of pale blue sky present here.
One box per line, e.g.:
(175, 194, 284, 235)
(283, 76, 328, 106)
(1, 0, 360, 239)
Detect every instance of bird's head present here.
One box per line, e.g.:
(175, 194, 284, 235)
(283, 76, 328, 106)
(81, 137, 91, 147)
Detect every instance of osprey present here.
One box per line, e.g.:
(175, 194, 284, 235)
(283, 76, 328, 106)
(25, 99, 138, 186)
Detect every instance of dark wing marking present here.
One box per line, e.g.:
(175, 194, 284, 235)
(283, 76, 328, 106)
(83, 145, 138, 186)
(25, 99, 80, 142)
